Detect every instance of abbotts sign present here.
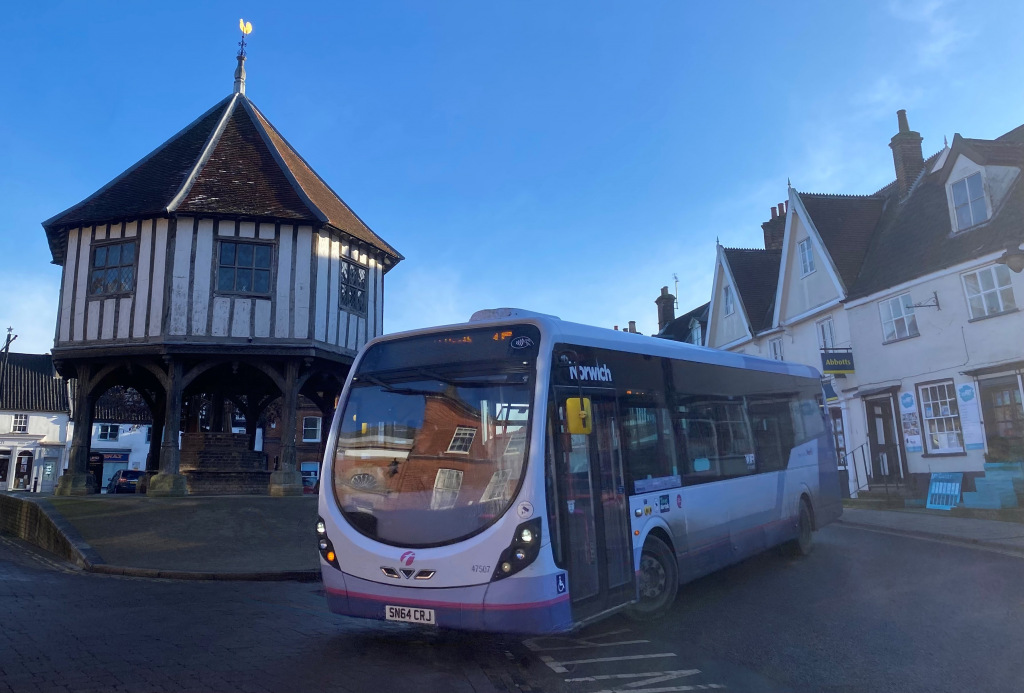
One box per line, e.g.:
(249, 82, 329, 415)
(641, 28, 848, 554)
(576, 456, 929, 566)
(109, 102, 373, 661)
(821, 351, 855, 375)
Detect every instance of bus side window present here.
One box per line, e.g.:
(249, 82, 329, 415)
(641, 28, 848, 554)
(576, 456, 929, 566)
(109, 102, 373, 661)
(749, 396, 795, 472)
(619, 397, 678, 491)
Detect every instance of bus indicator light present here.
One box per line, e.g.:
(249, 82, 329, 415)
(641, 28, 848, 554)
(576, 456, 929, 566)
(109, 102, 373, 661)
(501, 562, 512, 573)
(326, 551, 336, 562)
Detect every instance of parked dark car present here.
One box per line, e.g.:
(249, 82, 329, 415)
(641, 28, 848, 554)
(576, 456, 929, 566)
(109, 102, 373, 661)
(107, 469, 143, 494)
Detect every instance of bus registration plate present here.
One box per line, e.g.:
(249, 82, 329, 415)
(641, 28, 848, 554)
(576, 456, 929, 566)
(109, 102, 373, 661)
(385, 605, 436, 625)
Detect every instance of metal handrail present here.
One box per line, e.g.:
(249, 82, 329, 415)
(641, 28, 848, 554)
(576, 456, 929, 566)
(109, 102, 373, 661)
(839, 442, 870, 496)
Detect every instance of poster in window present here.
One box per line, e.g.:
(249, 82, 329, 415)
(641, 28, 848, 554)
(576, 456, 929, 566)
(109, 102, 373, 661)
(957, 384, 985, 451)
(902, 412, 922, 453)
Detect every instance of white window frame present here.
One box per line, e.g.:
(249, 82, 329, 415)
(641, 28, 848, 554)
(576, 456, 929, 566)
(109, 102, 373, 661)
(447, 426, 476, 453)
(688, 319, 702, 346)
(816, 316, 836, 350)
(878, 293, 919, 343)
(917, 381, 964, 454)
(302, 416, 322, 443)
(12, 414, 27, 434)
(430, 468, 463, 510)
(961, 264, 1017, 320)
(97, 424, 119, 441)
(798, 238, 815, 276)
(950, 171, 989, 232)
(723, 285, 735, 316)
(769, 337, 784, 360)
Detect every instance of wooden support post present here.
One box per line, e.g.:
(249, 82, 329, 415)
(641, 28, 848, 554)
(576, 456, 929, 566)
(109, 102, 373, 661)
(268, 360, 303, 496)
(148, 359, 188, 496)
(55, 364, 96, 495)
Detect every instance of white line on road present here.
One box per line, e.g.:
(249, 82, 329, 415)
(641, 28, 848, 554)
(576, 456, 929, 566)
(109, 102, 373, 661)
(540, 652, 677, 674)
(566, 669, 701, 683)
(590, 685, 725, 693)
(537, 639, 650, 651)
(523, 627, 634, 651)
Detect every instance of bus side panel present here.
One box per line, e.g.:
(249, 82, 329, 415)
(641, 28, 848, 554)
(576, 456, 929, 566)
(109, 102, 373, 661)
(815, 432, 844, 528)
(677, 485, 733, 582)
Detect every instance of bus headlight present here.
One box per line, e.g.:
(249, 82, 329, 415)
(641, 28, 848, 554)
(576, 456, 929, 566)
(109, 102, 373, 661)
(492, 518, 542, 582)
(317, 516, 341, 571)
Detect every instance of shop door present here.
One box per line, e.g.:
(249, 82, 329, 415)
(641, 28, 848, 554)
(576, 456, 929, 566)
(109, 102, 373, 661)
(554, 388, 635, 622)
(14, 451, 33, 490)
(866, 397, 901, 484)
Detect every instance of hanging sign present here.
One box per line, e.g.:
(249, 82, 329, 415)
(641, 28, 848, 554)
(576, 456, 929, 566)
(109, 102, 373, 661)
(821, 351, 855, 375)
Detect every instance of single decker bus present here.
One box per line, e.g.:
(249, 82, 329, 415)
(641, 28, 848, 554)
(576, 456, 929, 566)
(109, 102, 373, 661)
(317, 308, 842, 633)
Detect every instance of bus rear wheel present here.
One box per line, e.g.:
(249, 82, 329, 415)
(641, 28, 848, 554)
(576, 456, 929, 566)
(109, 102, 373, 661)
(627, 535, 677, 620)
(784, 497, 814, 557)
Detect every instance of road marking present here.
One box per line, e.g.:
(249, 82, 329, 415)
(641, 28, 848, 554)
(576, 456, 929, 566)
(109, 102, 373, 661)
(537, 639, 650, 651)
(590, 685, 724, 693)
(566, 669, 701, 683)
(523, 627, 635, 652)
(541, 652, 676, 674)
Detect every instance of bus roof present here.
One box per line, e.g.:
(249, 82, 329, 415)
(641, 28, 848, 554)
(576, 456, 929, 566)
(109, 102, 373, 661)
(376, 308, 823, 381)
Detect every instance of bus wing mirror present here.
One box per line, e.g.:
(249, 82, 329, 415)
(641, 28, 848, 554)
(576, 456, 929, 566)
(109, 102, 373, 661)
(566, 397, 592, 435)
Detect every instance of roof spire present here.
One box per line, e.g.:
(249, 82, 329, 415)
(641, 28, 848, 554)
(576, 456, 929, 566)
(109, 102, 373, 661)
(944, 135, 949, 148)
(234, 19, 252, 95)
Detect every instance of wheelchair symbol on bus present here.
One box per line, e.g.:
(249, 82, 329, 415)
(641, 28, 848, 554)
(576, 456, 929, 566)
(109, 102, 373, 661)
(555, 573, 567, 594)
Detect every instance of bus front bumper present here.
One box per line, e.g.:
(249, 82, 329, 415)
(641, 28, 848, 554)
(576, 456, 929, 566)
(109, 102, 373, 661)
(323, 569, 573, 634)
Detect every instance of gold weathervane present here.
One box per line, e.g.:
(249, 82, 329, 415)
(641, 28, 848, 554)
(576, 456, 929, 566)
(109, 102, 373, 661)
(238, 18, 253, 57)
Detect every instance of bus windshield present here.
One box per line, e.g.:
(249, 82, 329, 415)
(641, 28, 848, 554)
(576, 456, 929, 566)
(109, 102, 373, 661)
(332, 326, 540, 547)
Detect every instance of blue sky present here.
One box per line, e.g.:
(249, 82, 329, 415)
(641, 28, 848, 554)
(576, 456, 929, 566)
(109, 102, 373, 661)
(3, 1, 1022, 353)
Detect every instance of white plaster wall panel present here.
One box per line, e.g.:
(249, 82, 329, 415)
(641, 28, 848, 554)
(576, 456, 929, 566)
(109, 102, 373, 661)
(191, 220, 214, 336)
(86, 301, 100, 341)
(168, 217, 194, 336)
(258, 223, 275, 240)
(217, 220, 234, 236)
(148, 219, 168, 337)
(293, 226, 313, 339)
(94, 226, 107, 241)
(239, 221, 256, 239)
(314, 232, 330, 342)
(709, 264, 748, 348)
(781, 215, 840, 322)
(327, 237, 340, 345)
(366, 259, 377, 339)
(132, 220, 153, 339)
(109, 223, 122, 240)
(101, 298, 116, 340)
(275, 225, 293, 338)
(254, 300, 271, 338)
(211, 297, 231, 337)
(58, 228, 79, 343)
(376, 262, 384, 337)
(124, 221, 138, 238)
(231, 298, 252, 337)
(986, 165, 1018, 210)
(347, 314, 358, 351)
(73, 227, 92, 341)
(357, 317, 366, 350)
(117, 298, 132, 339)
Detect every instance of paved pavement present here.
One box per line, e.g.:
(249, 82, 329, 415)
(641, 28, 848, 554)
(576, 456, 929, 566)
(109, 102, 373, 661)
(837, 507, 1024, 555)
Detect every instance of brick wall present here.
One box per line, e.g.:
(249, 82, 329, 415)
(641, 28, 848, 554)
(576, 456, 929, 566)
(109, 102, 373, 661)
(0, 493, 90, 566)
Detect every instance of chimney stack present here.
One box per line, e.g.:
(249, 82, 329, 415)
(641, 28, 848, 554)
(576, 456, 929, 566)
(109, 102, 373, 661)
(890, 109, 924, 198)
(655, 286, 676, 331)
(762, 201, 787, 251)
(628, 320, 638, 334)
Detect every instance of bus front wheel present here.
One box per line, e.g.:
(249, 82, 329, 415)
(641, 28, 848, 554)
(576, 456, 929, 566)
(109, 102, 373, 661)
(784, 497, 814, 557)
(627, 535, 678, 620)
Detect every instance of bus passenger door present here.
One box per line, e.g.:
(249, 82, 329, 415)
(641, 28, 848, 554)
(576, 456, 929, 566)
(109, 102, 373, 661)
(555, 388, 635, 622)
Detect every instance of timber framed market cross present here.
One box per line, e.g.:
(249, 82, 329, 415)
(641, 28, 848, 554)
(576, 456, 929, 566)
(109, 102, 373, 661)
(41, 44, 402, 496)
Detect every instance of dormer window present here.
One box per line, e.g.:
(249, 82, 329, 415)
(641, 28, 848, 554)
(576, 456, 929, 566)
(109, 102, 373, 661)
(688, 319, 702, 345)
(723, 286, 735, 316)
(952, 172, 988, 231)
(798, 238, 815, 276)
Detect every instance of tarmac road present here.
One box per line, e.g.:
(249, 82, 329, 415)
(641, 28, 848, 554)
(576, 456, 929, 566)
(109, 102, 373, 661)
(3, 522, 1024, 693)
